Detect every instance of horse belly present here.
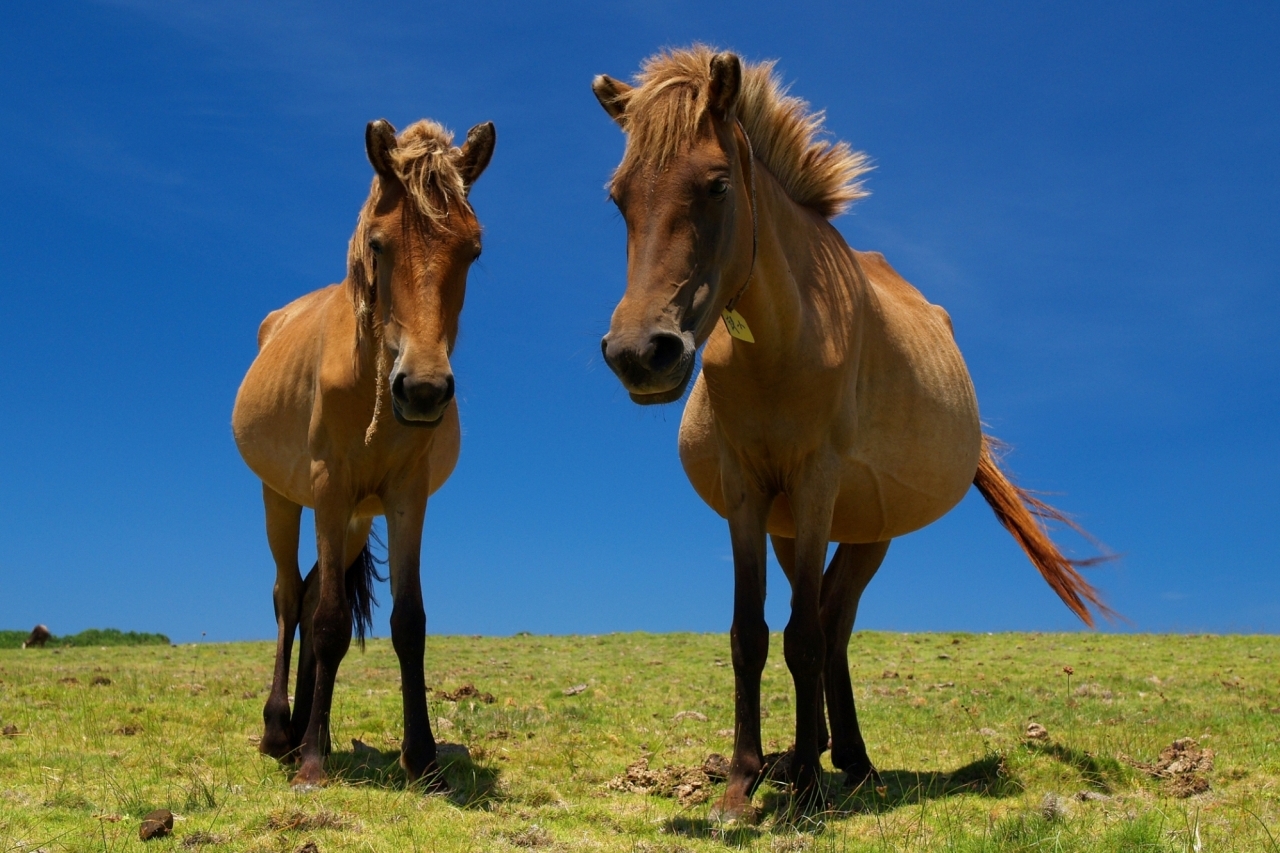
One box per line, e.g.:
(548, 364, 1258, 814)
(678, 373, 981, 543)
(232, 338, 319, 508)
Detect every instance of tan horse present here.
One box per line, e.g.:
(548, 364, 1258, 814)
(593, 46, 1110, 818)
(232, 117, 494, 788)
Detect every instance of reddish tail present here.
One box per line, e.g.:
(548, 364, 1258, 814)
(973, 435, 1115, 626)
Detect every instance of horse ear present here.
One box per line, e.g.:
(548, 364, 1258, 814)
(365, 119, 399, 182)
(457, 121, 496, 192)
(708, 52, 742, 118)
(592, 74, 632, 126)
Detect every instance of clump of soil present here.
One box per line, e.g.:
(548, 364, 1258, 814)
(606, 757, 713, 805)
(1122, 737, 1214, 797)
(702, 753, 731, 781)
(436, 684, 495, 703)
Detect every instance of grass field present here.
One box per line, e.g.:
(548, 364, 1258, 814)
(1, 632, 1277, 852)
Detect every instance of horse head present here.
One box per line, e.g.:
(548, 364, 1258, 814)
(593, 51, 757, 404)
(353, 118, 495, 426)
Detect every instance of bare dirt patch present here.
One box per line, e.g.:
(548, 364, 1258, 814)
(436, 684, 495, 703)
(606, 757, 715, 806)
(1121, 737, 1214, 797)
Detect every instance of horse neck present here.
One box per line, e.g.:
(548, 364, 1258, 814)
(703, 167, 849, 374)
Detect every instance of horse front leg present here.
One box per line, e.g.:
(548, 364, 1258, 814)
(820, 541, 889, 787)
(782, 467, 840, 806)
(710, 462, 773, 823)
(293, 475, 354, 788)
(261, 485, 303, 760)
(383, 485, 443, 789)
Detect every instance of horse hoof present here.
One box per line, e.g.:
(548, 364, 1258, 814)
(709, 795, 757, 825)
(292, 761, 328, 789)
(259, 732, 293, 761)
(844, 762, 881, 790)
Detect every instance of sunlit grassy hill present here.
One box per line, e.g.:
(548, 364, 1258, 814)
(1, 632, 1277, 851)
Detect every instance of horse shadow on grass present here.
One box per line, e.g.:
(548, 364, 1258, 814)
(320, 742, 504, 808)
(665, 752, 1018, 842)
(1022, 741, 1126, 793)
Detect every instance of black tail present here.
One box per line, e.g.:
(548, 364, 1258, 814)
(299, 544, 386, 650)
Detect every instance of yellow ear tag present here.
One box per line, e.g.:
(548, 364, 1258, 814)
(721, 308, 755, 343)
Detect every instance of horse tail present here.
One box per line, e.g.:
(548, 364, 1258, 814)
(973, 434, 1115, 627)
(346, 545, 386, 650)
(298, 540, 386, 650)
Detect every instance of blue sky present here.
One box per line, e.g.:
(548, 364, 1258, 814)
(0, 1, 1276, 642)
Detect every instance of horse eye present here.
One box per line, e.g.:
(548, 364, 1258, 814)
(368, 238, 383, 254)
(709, 177, 730, 198)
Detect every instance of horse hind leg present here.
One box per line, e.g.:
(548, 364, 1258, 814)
(770, 535, 829, 762)
(293, 517, 375, 756)
(819, 540, 890, 787)
(261, 486, 303, 760)
(294, 500, 368, 787)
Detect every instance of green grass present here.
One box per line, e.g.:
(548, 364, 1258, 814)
(1, 632, 1278, 851)
(0, 629, 171, 650)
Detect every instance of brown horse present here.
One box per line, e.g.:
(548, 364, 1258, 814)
(232, 117, 494, 788)
(593, 46, 1110, 819)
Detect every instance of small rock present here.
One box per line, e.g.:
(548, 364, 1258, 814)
(1025, 722, 1049, 740)
(22, 625, 51, 649)
(673, 710, 708, 723)
(139, 808, 173, 841)
(2, 724, 18, 737)
(562, 684, 587, 696)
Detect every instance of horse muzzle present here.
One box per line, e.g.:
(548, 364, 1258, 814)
(390, 371, 454, 427)
(600, 330, 696, 405)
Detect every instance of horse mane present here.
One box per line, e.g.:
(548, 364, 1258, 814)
(614, 45, 870, 219)
(346, 120, 471, 325)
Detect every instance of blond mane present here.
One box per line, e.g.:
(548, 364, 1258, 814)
(614, 45, 869, 220)
(347, 120, 471, 322)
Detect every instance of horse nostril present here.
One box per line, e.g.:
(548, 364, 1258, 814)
(391, 372, 407, 401)
(441, 374, 455, 404)
(648, 333, 684, 373)
(600, 336, 610, 362)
